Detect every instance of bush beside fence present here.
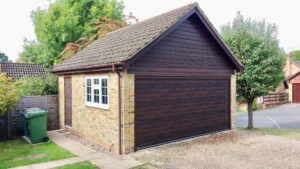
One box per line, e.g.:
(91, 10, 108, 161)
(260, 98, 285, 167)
(0, 95, 59, 140)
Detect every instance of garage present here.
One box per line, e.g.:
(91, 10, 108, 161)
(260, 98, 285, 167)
(293, 83, 300, 103)
(135, 78, 231, 149)
(52, 3, 244, 154)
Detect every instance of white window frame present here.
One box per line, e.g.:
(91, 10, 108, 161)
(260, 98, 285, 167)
(85, 75, 109, 109)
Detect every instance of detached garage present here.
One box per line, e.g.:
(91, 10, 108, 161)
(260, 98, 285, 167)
(52, 2, 244, 154)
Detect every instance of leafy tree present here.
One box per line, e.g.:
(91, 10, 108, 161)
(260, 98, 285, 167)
(289, 50, 300, 61)
(20, 0, 124, 67)
(0, 52, 9, 62)
(0, 73, 19, 115)
(16, 72, 58, 96)
(221, 12, 285, 128)
(59, 17, 127, 62)
(19, 38, 48, 64)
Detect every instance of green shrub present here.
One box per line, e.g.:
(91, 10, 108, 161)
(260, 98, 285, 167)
(17, 72, 58, 96)
(0, 73, 19, 115)
(252, 99, 258, 111)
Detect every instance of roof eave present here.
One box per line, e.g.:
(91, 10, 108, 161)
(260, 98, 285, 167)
(51, 62, 125, 75)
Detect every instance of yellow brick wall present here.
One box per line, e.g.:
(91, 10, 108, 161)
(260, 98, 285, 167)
(291, 63, 300, 75)
(121, 71, 135, 154)
(231, 74, 237, 129)
(58, 72, 119, 152)
(288, 83, 293, 102)
(58, 76, 65, 128)
(284, 58, 300, 77)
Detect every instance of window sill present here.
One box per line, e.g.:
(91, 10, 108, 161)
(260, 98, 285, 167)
(85, 104, 109, 110)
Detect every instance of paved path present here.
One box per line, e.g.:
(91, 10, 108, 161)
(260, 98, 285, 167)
(236, 103, 300, 128)
(12, 130, 142, 169)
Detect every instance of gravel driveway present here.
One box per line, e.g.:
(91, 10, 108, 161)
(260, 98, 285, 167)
(131, 130, 300, 169)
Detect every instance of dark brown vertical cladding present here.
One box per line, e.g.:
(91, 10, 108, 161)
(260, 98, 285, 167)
(128, 14, 235, 77)
(130, 14, 234, 150)
(64, 77, 72, 127)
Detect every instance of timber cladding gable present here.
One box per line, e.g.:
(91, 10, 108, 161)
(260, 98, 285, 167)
(52, 2, 244, 154)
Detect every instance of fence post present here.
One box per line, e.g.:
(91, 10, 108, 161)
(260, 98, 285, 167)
(57, 95, 60, 129)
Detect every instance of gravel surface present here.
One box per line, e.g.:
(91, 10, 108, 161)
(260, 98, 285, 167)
(131, 130, 300, 169)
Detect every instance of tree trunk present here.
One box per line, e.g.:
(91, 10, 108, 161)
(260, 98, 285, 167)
(247, 100, 254, 129)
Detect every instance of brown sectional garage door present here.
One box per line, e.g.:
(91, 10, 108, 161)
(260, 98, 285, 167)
(135, 78, 231, 149)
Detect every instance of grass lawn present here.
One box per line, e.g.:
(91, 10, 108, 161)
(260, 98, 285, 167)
(241, 128, 300, 140)
(54, 162, 99, 169)
(0, 139, 75, 169)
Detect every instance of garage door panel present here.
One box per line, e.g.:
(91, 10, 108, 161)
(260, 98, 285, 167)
(136, 106, 229, 123)
(135, 78, 230, 149)
(136, 113, 229, 131)
(138, 121, 229, 139)
(138, 122, 229, 148)
(136, 84, 228, 93)
(136, 94, 228, 108)
(136, 79, 228, 90)
(136, 116, 229, 136)
(136, 85, 229, 94)
(136, 102, 229, 113)
(136, 90, 228, 102)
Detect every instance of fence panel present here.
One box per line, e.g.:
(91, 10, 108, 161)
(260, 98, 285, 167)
(0, 95, 59, 140)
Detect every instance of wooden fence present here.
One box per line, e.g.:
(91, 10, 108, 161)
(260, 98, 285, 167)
(0, 95, 59, 140)
(263, 93, 288, 104)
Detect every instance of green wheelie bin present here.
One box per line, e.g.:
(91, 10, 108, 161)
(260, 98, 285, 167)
(21, 108, 48, 144)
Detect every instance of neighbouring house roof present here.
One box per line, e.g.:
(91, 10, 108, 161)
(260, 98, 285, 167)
(0, 62, 46, 82)
(52, 2, 244, 74)
(286, 71, 300, 82)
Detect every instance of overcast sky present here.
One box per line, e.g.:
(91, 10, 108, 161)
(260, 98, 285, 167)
(1, 0, 300, 61)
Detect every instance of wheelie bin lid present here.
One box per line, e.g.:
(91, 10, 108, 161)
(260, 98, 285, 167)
(22, 107, 48, 118)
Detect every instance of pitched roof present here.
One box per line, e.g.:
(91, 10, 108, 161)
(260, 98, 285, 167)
(52, 2, 243, 73)
(286, 70, 300, 82)
(0, 62, 46, 82)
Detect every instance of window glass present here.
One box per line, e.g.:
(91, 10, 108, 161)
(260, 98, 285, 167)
(87, 79, 91, 86)
(94, 89, 99, 103)
(86, 79, 92, 102)
(94, 79, 99, 85)
(101, 79, 108, 104)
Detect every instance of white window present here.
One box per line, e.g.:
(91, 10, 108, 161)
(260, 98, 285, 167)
(85, 75, 109, 109)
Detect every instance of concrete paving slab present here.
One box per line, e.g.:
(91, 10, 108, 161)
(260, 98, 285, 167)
(90, 155, 142, 169)
(47, 130, 97, 156)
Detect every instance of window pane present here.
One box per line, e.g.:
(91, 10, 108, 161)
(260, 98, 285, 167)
(94, 89, 99, 103)
(87, 87, 91, 94)
(94, 95, 99, 103)
(102, 87, 107, 95)
(94, 79, 99, 85)
(102, 96, 108, 104)
(87, 95, 91, 102)
(86, 78, 92, 102)
(87, 79, 91, 86)
(102, 79, 107, 87)
(94, 89, 99, 95)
